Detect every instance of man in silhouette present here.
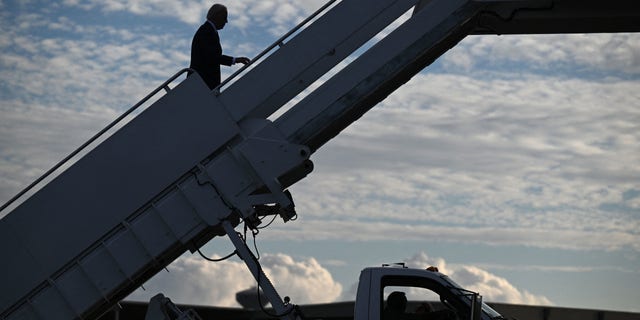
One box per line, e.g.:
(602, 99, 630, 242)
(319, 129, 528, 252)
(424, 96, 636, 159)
(190, 4, 250, 90)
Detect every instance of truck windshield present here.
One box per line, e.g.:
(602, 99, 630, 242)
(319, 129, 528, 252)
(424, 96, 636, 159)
(441, 276, 503, 319)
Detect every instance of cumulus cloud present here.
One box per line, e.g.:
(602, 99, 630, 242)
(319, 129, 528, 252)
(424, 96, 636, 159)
(127, 252, 342, 307)
(405, 252, 552, 305)
(259, 253, 343, 304)
(339, 252, 551, 305)
(129, 251, 549, 307)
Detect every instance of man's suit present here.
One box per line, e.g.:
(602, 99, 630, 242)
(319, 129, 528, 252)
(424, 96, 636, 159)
(190, 21, 234, 90)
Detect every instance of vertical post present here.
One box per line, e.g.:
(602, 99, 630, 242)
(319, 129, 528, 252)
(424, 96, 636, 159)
(470, 293, 482, 320)
(222, 221, 297, 320)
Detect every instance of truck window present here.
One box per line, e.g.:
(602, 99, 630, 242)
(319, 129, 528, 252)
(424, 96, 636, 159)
(384, 286, 440, 305)
(383, 286, 449, 313)
(381, 276, 465, 320)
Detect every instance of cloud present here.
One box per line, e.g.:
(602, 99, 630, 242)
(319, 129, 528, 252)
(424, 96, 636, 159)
(3, 69, 638, 249)
(59, 0, 329, 33)
(444, 33, 640, 75)
(127, 252, 342, 307)
(0, 1, 638, 255)
(0, 16, 186, 113)
(404, 252, 552, 305)
(1, 2, 638, 314)
(0, 3, 194, 212)
(473, 263, 636, 274)
(263, 67, 640, 251)
(59, 0, 209, 25)
(129, 251, 548, 308)
(0, 101, 118, 192)
(340, 252, 551, 305)
(261, 219, 640, 252)
(259, 253, 343, 304)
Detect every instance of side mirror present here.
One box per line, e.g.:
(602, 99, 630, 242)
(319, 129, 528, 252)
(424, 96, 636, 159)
(470, 293, 482, 320)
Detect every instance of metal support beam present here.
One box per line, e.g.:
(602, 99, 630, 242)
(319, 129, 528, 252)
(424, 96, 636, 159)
(471, 0, 640, 34)
(276, 0, 483, 151)
(219, 0, 419, 121)
(222, 221, 298, 320)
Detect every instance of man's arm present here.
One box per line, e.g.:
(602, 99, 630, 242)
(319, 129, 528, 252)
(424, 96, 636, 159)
(234, 57, 250, 65)
(221, 55, 250, 66)
(220, 55, 234, 66)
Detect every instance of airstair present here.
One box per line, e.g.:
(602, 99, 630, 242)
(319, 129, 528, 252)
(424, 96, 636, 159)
(1, 0, 638, 319)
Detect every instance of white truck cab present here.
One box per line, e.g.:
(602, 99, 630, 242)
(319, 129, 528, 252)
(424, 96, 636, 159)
(354, 265, 504, 320)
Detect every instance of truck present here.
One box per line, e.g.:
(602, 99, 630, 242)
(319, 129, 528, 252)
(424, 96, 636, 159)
(1, 0, 638, 319)
(148, 263, 500, 320)
(356, 265, 500, 320)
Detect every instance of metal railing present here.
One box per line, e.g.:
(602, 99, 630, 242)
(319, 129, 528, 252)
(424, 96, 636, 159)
(214, 0, 340, 94)
(0, 68, 193, 214)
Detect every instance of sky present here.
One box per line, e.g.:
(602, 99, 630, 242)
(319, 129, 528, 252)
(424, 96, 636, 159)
(1, 0, 639, 315)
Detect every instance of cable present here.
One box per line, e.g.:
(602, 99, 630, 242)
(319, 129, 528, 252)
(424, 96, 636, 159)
(196, 236, 296, 318)
(192, 171, 236, 211)
(475, 1, 556, 35)
(240, 222, 297, 318)
(197, 248, 237, 262)
(257, 213, 279, 229)
(251, 228, 261, 260)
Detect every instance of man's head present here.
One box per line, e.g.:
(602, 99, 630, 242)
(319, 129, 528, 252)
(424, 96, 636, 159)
(386, 291, 407, 313)
(207, 4, 228, 30)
